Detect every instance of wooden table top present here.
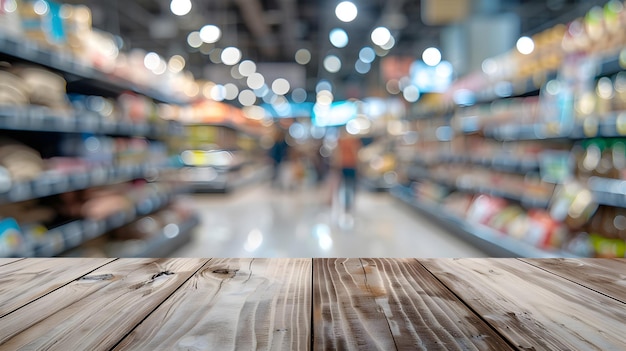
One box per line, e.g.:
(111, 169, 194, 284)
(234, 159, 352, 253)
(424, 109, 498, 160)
(0, 258, 625, 350)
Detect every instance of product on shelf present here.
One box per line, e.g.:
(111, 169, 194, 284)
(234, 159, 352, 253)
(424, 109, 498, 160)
(0, 63, 68, 110)
(0, 66, 29, 106)
(0, 138, 44, 183)
(10, 65, 68, 110)
(0, 217, 23, 257)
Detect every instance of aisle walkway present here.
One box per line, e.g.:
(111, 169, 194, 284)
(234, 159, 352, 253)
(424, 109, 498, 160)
(172, 184, 487, 257)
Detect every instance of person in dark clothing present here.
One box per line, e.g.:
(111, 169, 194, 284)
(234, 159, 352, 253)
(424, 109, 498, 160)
(269, 128, 289, 187)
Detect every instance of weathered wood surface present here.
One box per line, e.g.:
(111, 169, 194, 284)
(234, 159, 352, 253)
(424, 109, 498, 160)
(0, 258, 115, 318)
(420, 258, 626, 351)
(0, 258, 207, 350)
(0, 258, 24, 267)
(520, 258, 626, 304)
(114, 258, 312, 351)
(313, 258, 514, 350)
(1, 258, 625, 350)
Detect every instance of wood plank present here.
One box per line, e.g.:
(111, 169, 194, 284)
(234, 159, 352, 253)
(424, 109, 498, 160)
(420, 258, 626, 350)
(0, 258, 207, 350)
(114, 258, 311, 351)
(0, 258, 25, 267)
(313, 258, 514, 350)
(0, 258, 115, 318)
(519, 258, 626, 304)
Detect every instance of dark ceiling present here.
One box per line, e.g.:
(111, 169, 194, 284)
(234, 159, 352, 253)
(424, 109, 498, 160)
(60, 0, 608, 100)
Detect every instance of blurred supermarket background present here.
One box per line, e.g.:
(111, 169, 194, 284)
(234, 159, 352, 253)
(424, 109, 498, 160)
(1, 0, 625, 258)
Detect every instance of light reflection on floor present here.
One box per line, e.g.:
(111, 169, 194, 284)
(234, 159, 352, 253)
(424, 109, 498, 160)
(171, 184, 488, 258)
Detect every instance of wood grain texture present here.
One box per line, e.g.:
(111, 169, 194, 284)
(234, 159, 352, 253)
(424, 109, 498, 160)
(420, 258, 626, 351)
(0, 258, 24, 267)
(0, 258, 207, 350)
(114, 258, 311, 351)
(313, 258, 514, 351)
(0, 258, 115, 318)
(520, 258, 626, 304)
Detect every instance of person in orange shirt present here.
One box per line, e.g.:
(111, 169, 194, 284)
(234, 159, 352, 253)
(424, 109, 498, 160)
(334, 128, 362, 227)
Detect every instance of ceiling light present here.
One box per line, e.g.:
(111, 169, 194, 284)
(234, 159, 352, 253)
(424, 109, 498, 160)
(238, 60, 256, 76)
(335, 1, 357, 23)
(209, 48, 222, 63)
(168, 55, 185, 73)
(255, 84, 270, 97)
(323, 55, 341, 73)
(355, 59, 371, 74)
(34, 0, 49, 15)
(221, 47, 242, 65)
(238, 89, 257, 106)
(422, 47, 441, 66)
(210, 85, 225, 101)
(380, 36, 395, 50)
(144, 52, 161, 71)
(231, 65, 244, 79)
(224, 83, 239, 100)
(359, 47, 375, 63)
(371, 27, 391, 46)
(516, 36, 534, 55)
(295, 48, 311, 65)
(186, 31, 202, 48)
(153, 59, 167, 75)
(386, 79, 400, 94)
(292, 88, 307, 103)
(200, 25, 221, 43)
(170, 0, 191, 16)
(247, 73, 265, 89)
(272, 78, 291, 95)
(402, 85, 420, 102)
(316, 80, 332, 93)
(329, 28, 349, 48)
(4, 0, 17, 13)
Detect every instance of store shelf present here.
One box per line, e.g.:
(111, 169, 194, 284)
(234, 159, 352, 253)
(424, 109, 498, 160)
(188, 163, 272, 193)
(407, 166, 551, 209)
(598, 53, 625, 78)
(469, 71, 557, 105)
(0, 106, 183, 138)
(184, 122, 266, 138)
(360, 177, 395, 192)
(0, 34, 187, 105)
(14, 185, 189, 257)
(390, 185, 579, 258)
(430, 154, 540, 173)
(482, 113, 626, 141)
(0, 163, 169, 205)
(107, 214, 199, 258)
(588, 176, 626, 208)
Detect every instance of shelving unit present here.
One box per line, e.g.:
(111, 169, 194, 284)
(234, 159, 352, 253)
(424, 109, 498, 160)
(391, 185, 578, 258)
(24, 185, 189, 257)
(0, 29, 197, 258)
(180, 120, 272, 193)
(0, 34, 187, 105)
(394, 6, 626, 258)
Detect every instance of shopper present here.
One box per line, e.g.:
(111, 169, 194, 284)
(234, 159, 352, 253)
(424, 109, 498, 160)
(334, 127, 362, 228)
(269, 127, 289, 188)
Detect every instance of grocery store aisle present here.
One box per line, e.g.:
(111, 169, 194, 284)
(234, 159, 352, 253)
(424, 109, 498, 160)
(172, 184, 488, 257)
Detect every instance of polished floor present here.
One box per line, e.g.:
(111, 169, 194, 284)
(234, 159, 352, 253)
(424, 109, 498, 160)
(172, 183, 488, 257)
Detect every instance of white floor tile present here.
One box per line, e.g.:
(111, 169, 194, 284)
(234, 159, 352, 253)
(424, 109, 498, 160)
(171, 184, 488, 258)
